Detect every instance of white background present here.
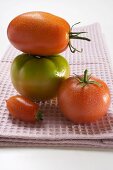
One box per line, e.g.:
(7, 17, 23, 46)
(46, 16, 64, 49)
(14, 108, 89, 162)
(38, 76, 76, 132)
(0, 0, 113, 170)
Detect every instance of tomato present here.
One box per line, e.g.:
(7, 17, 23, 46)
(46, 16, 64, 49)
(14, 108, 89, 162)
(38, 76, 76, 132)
(7, 11, 90, 55)
(6, 95, 42, 122)
(11, 53, 70, 100)
(58, 70, 111, 123)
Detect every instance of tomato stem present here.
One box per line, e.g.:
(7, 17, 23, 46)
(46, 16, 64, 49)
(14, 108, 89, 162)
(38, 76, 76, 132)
(84, 69, 88, 83)
(68, 22, 91, 53)
(36, 111, 43, 121)
(70, 22, 81, 31)
(69, 35, 91, 41)
(68, 41, 83, 53)
(70, 31, 87, 35)
(75, 69, 102, 87)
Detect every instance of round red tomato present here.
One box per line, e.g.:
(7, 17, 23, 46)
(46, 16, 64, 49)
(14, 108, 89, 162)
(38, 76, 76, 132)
(58, 70, 111, 123)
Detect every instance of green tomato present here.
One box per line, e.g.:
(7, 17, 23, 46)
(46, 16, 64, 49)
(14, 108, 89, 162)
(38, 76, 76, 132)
(11, 53, 70, 100)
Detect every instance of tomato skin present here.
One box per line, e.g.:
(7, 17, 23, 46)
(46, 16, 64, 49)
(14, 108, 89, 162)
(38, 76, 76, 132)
(7, 11, 70, 56)
(11, 53, 70, 101)
(58, 76, 111, 123)
(6, 95, 40, 122)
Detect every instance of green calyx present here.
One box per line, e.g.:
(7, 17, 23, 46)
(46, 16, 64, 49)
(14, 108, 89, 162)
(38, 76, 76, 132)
(75, 69, 101, 87)
(36, 111, 43, 121)
(68, 22, 91, 53)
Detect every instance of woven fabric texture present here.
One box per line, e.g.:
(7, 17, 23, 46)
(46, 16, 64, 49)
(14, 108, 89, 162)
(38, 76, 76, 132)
(0, 23, 113, 148)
